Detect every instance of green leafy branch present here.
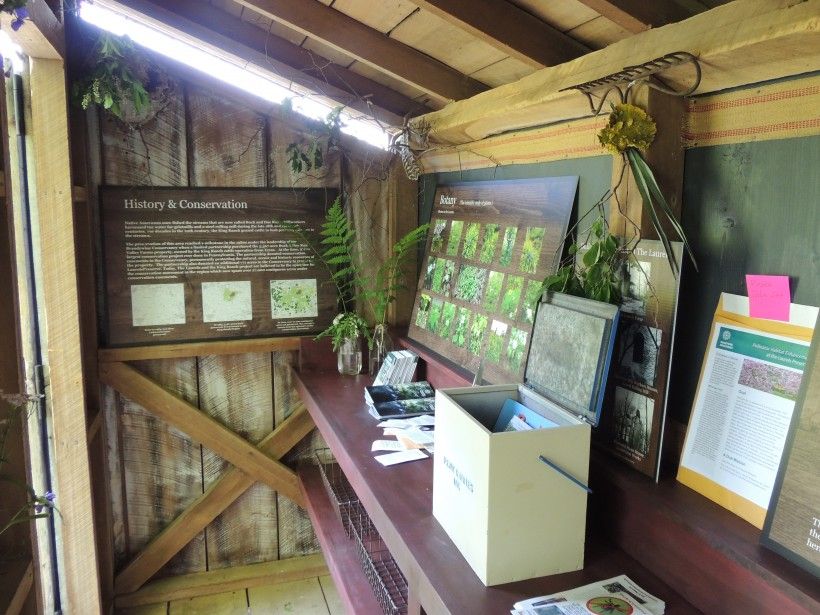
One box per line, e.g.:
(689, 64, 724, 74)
(285, 106, 343, 175)
(72, 33, 151, 121)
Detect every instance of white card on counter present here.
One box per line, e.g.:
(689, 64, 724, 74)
(374, 449, 428, 466)
(378, 418, 413, 428)
(371, 439, 407, 452)
(409, 415, 435, 426)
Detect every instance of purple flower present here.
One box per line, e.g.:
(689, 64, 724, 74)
(11, 8, 28, 32)
(34, 491, 55, 513)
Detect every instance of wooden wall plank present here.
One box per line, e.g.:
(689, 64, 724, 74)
(275, 356, 322, 558)
(101, 91, 188, 187)
(118, 359, 206, 577)
(98, 337, 301, 362)
(115, 554, 327, 608)
(168, 590, 247, 615)
(268, 113, 342, 189)
(28, 57, 101, 613)
(247, 577, 329, 614)
(318, 575, 345, 615)
(186, 86, 282, 570)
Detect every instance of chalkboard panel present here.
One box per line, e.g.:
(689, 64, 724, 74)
(100, 186, 337, 346)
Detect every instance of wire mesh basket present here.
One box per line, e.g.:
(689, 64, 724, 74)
(351, 517, 409, 615)
(315, 448, 361, 538)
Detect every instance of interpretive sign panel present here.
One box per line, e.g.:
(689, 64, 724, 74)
(762, 315, 820, 577)
(678, 293, 818, 528)
(595, 240, 683, 481)
(100, 186, 338, 345)
(408, 177, 576, 383)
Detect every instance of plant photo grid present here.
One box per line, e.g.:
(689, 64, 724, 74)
(409, 178, 577, 383)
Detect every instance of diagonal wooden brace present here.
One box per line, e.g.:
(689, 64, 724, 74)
(100, 361, 305, 507)
(112, 401, 315, 594)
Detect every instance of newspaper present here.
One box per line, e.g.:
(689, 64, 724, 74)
(512, 575, 665, 615)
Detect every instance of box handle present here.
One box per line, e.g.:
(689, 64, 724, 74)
(538, 455, 592, 494)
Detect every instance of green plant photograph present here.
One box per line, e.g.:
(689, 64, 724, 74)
(499, 227, 517, 266)
(431, 258, 455, 295)
(521, 280, 543, 324)
(427, 299, 443, 332)
(479, 224, 500, 263)
(438, 302, 456, 337)
(454, 265, 487, 304)
(416, 294, 432, 328)
(468, 314, 488, 355)
(500, 275, 523, 319)
(462, 222, 481, 259)
(486, 320, 508, 363)
(483, 271, 505, 311)
(452, 307, 471, 347)
(446, 221, 464, 256)
(424, 258, 437, 290)
(507, 328, 528, 371)
(520, 227, 545, 273)
(430, 219, 446, 253)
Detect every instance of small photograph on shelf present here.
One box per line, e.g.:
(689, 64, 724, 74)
(454, 264, 488, 304)
(131, 282, 186, 327)
(613, 386, 654, 458)
(202, 280, 252, 323)
(427, 299, 443, 332)
(479, 223, 500, 264)
(520, 227, 546, 273)
(452, 307, 471, 347)
(506, 328, 528, 372)
(438, 302, 457, 338)
(483, 271, 505, 311)
(487, 319, 509, 364)
(468, 314, 488, 355)
(499, 226, 518, 266)
(616, 322, 663, 388)
(521, 279, 543, 324)
(500, 275, 524, 320)
(738, 358, 803, 401)
(423, 258, 437, 290)
(430, 219, 447, 253)
(462, 222, 481, 259)
(415, 294, 432, 329)
(446, 220, 464, 256)
(269, 278, 318, 319)
(431, 258, 455, 296)
(621, 259, 651, 316)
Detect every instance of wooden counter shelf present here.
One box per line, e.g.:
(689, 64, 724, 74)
(294, 368, 698, 615)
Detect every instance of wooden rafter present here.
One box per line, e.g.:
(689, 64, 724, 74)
(98, 361, 305, 506)
(234, 0, 487, 102)
(98, 336, 301, 362)
(119, 0, 428, 121)
(408, 0, 588, 67)
(575, 0, 694, 33)
(113, 404, 315, 594)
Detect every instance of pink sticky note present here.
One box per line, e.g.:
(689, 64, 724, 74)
(746, 275, 791, 321)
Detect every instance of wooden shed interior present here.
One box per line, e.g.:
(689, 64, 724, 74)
(0, 1, 818, 614)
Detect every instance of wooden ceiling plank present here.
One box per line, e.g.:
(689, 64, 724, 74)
(234, 0, 487, 101)
(407, 0, 589, 67)
(117, 0, 422, 123)
(412, 0, 820, 144)
(575, 0, 695, 33)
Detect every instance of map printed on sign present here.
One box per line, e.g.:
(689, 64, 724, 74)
(100, 186, 338, 346)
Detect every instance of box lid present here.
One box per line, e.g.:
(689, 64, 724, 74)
(524, 292, 619, 426)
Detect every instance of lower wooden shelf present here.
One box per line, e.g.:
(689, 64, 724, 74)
(299, 464, 384, 615)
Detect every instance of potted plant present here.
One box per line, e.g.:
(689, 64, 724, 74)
(314, 197, 428, 374)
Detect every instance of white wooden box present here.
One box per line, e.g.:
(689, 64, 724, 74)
(432, 293, 619, 586)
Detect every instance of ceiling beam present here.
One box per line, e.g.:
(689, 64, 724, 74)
(234, 0, 487, 102)
(408, 0, 589, 68)
(575, 0, 695, 33)
(116, 0, 424, 125)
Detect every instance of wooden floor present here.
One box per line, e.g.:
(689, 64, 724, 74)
(117, 576, 344, 615)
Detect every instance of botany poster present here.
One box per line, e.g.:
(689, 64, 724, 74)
(594, 240, 683, 481)
(100, 186, 337, 345)
(408, 177, 577, 383)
